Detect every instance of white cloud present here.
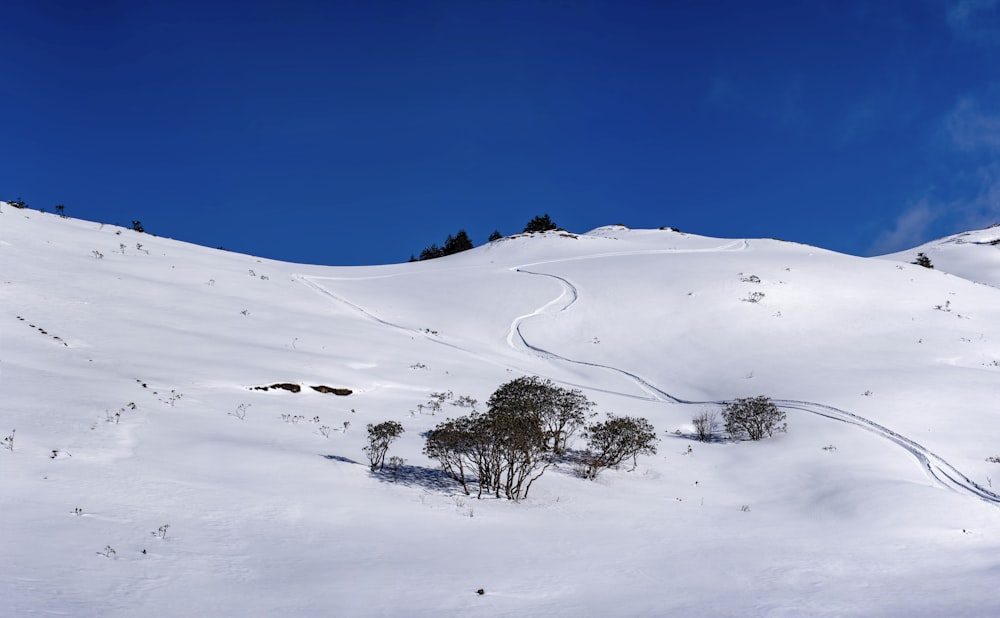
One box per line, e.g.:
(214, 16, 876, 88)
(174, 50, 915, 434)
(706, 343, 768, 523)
(962, 163, 1000, 227)
(873, 87, 1000, 254)
(871, 200, 939, 254)
(945, 95, 1000, 151)
(872, 164, 1000, 254)
(946, 0, 1000, 44)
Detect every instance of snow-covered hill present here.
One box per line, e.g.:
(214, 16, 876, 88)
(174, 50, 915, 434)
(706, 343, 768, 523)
(3, 207, 1000, 616)
(880, 224, 1000, 288)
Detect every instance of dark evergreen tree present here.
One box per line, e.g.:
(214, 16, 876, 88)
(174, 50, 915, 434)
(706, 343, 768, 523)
(523, 214, 557, 233)
(444, 229, 473, 254)
(912, 252, 933, 269)
(416, 229, 475, 261)
(488, 230, 503, 242)
(419, 244, 445, 260)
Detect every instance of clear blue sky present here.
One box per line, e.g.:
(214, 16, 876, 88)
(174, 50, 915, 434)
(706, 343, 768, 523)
(3, 1, 999, 265)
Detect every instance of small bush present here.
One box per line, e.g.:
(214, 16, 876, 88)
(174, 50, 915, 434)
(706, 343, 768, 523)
(912, 252, 933, 269)
(692, 411, 719, 442)
(364, 421, 404, 472)
(581, 415, 658, 479)
(387, 455, 406, 481)
(722, 396, 786, 441)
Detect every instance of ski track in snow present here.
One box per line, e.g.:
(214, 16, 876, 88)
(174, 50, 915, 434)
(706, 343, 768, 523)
(300, 242, 1000, 507)
(509, 254, 1000, 507)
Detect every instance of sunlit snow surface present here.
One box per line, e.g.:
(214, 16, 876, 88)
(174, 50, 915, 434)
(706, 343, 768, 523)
(3, 211, 1000, 616)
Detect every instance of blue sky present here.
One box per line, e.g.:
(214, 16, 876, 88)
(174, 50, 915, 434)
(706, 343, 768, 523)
(3, 1, 1000, 265)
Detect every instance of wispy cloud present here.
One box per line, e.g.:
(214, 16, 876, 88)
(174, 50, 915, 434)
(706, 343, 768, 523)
(872, 90, 1000, 254)
(960, 163, 1000, 227)
(945, 95, 1000, 151)
(946, 0, 1000, 44)
(871, 166, 1000, 255)
(870, 199, 939, 254)
(943, 91, 1000, 227)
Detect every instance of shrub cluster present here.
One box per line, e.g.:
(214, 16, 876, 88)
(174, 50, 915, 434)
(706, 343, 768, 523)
(424, 377, 660, 498)
(424, 377, 592, 500)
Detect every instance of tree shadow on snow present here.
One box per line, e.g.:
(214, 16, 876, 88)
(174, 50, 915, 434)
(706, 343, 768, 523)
(666, 430, 727, 445)
(320, 454, 460, 492)
(372, 464, 464, 492)
(321, 454, 361, 465)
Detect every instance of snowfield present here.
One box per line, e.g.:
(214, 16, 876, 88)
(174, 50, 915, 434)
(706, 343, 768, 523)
(3, 207, 1000, 616)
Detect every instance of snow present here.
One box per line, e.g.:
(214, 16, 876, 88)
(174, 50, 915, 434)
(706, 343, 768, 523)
(3, 205, 1000, 616)
(879, 224, 1000, 288)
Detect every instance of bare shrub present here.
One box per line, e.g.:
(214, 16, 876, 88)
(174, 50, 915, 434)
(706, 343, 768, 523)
(692, 411, 719, 442)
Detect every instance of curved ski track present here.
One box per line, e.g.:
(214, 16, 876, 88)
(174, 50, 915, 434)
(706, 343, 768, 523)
(511, 260, 1000, 506)
(298, 241, 1000, 506)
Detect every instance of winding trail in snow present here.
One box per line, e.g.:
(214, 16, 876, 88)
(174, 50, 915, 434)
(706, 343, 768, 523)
(297, 241, 1000, 506)
(510, 259, 1000, 507)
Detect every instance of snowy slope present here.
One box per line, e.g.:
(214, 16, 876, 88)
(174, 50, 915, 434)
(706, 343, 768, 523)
(880, 224, 1000, 288)
(3, 209, 1000, 617)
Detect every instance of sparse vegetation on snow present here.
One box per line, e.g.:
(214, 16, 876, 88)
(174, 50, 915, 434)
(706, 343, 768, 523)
(3, 205, 1000, 616)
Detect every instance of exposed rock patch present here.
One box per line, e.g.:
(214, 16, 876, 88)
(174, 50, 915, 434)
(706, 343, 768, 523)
(311, 385, 353, 396)
(249, 383, 352, 396)
(251, 383, 301, 393)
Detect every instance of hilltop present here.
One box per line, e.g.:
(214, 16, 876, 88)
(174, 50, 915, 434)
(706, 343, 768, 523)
(879, 224, 1000, 288)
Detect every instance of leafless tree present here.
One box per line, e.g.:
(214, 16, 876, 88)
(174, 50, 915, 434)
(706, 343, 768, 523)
(692, 411, 719, 442)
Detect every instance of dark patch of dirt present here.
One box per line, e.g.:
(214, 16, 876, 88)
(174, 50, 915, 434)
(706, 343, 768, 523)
(251, 383, 302, 393)
(311, 385, 353, 396)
